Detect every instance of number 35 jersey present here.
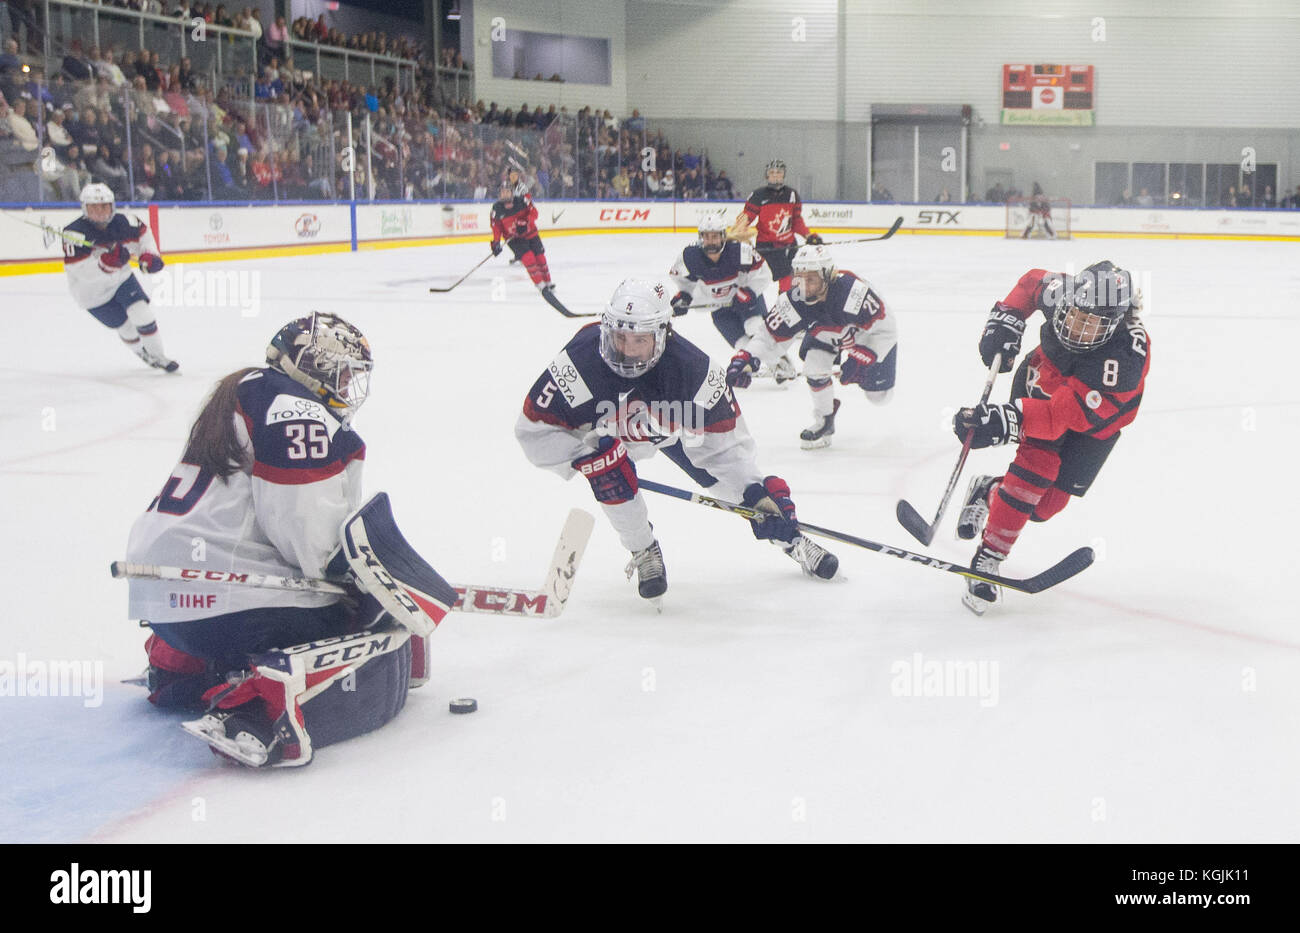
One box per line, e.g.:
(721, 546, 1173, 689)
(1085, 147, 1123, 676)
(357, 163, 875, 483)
(126, 368, 366, 623)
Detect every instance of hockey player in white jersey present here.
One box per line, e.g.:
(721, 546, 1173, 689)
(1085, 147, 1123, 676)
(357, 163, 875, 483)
(667, 215, 794, 382)
(516, 278, 839, 605)
(125, 312, 458, 767)
(726, 245, 898, 449)
(62, 183, 178, 372)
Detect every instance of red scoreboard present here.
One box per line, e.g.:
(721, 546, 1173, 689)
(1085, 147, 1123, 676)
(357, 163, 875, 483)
(1001, 64, 1095, 125)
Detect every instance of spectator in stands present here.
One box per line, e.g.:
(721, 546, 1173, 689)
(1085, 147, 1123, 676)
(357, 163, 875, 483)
(873, 179, 896, 202)
(62, 39, 95, 82)
(1261, 185, 1275, 208)
(0, 39, 21, 80)
(45, 108, 73, 155)
(1238, 182, 1253, 206)
(249, 9, 264, 45)
(1286, 185, 1300, 209)
(5, 97, 38, 153)
(1135, 187, 1154, 207)
(155, 148, 183, 199)
(91, 142, 129, 199)
(936, 188, 952, 202)
(711, 169, 734, 200)
(264, 15, 288, 65)
(97, 48, 129, 88)
(611, 165, 630, 198)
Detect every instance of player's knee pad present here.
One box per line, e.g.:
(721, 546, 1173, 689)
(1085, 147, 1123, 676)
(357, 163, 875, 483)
(864, 387, 893, 405)
(201, 625, 413, 767)
(339, 492, 459, 638)
(143, 633, 223, 710)
(124, 300, 156, 330)
(806, 375, 833, 391)
(1031, 486, 1071, 522)
(115, 321, 140, 343)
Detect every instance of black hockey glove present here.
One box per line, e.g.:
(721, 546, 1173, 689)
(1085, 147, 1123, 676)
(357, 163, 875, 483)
(978, 303, 1025, 372)
(726, 350, 760, 389)
(490, 240, 503, 256)
(804, 233, 824, 245)
(670, 292, 693, 316)
(741, 476, 799, 544)
(953, 402, 1021, 449)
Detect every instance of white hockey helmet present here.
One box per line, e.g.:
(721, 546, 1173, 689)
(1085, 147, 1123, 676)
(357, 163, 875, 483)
(80, 182, 115, 224)
(600, 278, 673, 378)
(790, 244, 836, 303)
(697, 213, 727, 255)
(266, 312, 374, 422)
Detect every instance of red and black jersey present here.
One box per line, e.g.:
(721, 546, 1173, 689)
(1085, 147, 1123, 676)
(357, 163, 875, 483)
(1000, 269, 1151, 442)
(742, 184, 810, 248)
(490, 194, 539, 243)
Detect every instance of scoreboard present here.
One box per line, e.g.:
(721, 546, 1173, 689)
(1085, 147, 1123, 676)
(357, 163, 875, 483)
(1001, 64, 1095, 125)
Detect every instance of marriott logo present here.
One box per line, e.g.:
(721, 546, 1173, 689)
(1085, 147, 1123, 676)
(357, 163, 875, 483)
(49, 863, 151, 913)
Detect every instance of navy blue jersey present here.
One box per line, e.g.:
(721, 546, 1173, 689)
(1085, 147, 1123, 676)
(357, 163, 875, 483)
(668, 239, 769, 306)
(765, 271, 887, 341)
(236, 368, 367, 485)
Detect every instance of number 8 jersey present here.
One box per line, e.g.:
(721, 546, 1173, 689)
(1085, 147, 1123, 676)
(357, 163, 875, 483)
(125, 367, 366, 623)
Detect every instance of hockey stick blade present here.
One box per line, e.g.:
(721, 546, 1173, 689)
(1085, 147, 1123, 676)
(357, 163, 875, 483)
(826, 216, 904, 246)
(638, 478, 1094, 595)
(429, 253, 493, 293)
(894, 499, 936, 546)
(540, 287, 597, 317)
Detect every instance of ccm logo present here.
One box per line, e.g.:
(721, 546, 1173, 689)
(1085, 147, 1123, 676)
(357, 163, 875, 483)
(454, 587, 549, 615)
(916, 210, 961, 224)
(576, 445, 624, 475)
(180, 569, 250, 583)
(599, 208, 650, 222)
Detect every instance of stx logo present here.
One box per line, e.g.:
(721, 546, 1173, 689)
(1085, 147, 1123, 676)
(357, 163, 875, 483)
(454, 586, 549, 615)
(916, 210, 961, 224)
(599, 208, 650, 222)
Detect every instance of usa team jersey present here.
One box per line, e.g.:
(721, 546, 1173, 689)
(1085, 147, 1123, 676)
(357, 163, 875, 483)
(742, 184, 810, 248)
(749, 271, 897, 364)
(515, 323, 765, 499)
(667, 240, 771, 306)
(63, 212, 160, 309)
(490, 194, 539, 243)
(999, 268, 1152, 442)
(126, 368, 366, 623)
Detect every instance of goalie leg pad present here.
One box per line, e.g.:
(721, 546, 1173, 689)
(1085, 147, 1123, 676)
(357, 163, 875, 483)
(342, 492, 458, 637)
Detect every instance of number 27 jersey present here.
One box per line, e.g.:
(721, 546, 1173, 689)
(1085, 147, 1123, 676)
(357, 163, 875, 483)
(125, 368, 366, 623)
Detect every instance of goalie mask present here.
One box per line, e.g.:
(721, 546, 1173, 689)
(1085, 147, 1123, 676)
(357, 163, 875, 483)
(1049, 260, 1136, 352)
(267, 312, 373, 421)
(599, 278, 672, 378)
(789, 244, 836, 303)
(80, 182, 115, 227)
(698, 214, 727, 257)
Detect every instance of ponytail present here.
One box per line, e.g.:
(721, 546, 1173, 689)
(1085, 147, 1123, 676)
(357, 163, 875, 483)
(183, 367, 260, 479)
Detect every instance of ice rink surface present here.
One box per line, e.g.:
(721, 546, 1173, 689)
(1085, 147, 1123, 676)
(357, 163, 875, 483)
(2, 229, 1298, 842)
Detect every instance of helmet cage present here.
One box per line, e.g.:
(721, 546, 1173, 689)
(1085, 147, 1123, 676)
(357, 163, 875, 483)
(268, 313, 373, 420)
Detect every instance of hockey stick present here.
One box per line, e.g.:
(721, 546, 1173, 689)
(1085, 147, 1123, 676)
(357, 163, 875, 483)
(4, 211, 92, 247)
(110, 509, 596, 619)
(823, 216, 904, 245)
(637, 478, 1093, 595)
(540, 286, 598, 318)
(429, 252, 494, 293)
(895, 352, 1002, 545)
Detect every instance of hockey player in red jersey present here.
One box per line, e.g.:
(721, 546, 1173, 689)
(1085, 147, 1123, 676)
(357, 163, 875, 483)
(62, 182, 178, 372)
(732, 159, 822, 279)
(953, 260, 1150, 614)
(490, 179, 554, 294)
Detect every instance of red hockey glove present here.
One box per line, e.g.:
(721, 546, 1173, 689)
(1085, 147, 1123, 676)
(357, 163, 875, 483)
(734, 286, 756, 304)
(99, 243, 131, 271)
(954, 402, 1021, 449)
(572, 436, 638, 505)
(838, 345, 877, 387)
(139, 253, 164, 273)
(741, 476, 799, 543)
(726, 350, 759, 389)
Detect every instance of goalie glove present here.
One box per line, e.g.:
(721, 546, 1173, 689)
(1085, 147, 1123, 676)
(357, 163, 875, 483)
(953, 401, 1021, 449)
(572, 436, 638, 505)
(979, 303, 1025, 373)
(741, 476, 799, 544)
(726, 350, 760, 389)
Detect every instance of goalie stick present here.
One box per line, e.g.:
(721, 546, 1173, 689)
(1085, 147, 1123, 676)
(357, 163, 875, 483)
(637, 478, 1093, 595)
(110, 509, 596, 619)
(895, 352, 1001, 545)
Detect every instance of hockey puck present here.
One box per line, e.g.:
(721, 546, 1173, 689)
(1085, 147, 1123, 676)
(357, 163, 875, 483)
(449, 698, 478, 715)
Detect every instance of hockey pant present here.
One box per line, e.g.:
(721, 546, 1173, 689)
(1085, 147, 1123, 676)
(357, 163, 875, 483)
(799, 332, 897, 418)
(87, 275, 168, 361)
(508, 235, 550, 286)
(711, 294, 767, 348)
(756, 243, 798, 280)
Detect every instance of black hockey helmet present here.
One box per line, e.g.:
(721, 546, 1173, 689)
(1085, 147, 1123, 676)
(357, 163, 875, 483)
(1048, 260, 1137, 352)
(765, 159, 786, 186)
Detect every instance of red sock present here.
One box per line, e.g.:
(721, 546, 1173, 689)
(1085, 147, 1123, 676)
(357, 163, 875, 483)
(983, 442, 1061, 556)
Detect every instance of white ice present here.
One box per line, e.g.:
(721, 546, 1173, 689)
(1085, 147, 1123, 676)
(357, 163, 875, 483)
(2, 231, 1297, 842)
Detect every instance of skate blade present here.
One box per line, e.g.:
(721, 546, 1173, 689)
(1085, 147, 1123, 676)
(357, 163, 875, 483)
(961, 592, 989, 616)
(800, 437, 833, 450)
(180, 717, 269, 768)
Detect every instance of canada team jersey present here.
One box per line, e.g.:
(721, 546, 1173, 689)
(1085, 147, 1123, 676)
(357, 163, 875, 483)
(515, 324, 765, 498)
(126, 368, 366, 624)
(668, 240, 771, 306)
(742, 185, 810, 247)
(63, 212, 159, 309)
(491, 195, 539, 242)
(999, 268, 1152, 442)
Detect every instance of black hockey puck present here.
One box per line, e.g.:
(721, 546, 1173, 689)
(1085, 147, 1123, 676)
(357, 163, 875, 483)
(449, 698, 478, 715)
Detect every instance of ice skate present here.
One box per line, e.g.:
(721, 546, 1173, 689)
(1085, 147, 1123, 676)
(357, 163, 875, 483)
(783, 534, 839, 579)
(625, 538, 667, 608)
(956, 474, 997, 541)
(961, 544, 1004, 616)
(772, 355, 798, 385)
(138, 346, 180, 373)
(799, 398, 841, 449)
(181, 710, 280, 767)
